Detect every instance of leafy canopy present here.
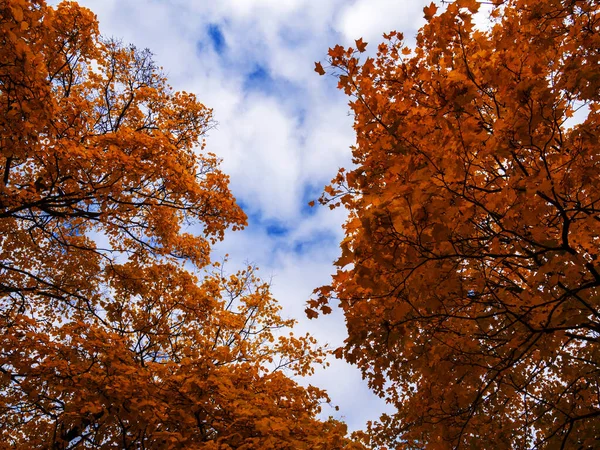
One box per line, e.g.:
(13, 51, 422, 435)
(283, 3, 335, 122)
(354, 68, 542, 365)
(0, 1, 363, 448)
(311, 0, 600, 448)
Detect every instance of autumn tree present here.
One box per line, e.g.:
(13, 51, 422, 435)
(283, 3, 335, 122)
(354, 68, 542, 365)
(0, 1, 361, 448)
(311, 0, 600, 448)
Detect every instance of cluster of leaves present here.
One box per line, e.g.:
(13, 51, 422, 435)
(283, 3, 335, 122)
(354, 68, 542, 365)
(312, 0, 599, 448)
(0, 1, 363, 448)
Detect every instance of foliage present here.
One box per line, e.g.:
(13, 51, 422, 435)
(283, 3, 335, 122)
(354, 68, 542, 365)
(311, 0, 600, 448)
(0, 1, 361, 448)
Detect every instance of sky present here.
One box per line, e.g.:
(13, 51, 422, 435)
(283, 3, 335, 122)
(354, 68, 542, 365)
(54, 0, 432, 431)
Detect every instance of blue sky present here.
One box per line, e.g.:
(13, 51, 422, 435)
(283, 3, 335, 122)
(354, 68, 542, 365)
(61, 0, 433, 431)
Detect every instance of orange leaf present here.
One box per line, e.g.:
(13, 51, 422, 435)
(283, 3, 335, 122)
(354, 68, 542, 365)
(423, 2, 438, 20)
(314, 61, 326, 75)
(305, 308, 319, 319)
(355, 38, 368, 53)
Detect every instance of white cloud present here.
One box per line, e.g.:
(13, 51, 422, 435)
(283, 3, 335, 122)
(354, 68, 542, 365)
(215, 95, 303, 219)
(336, 0, 428, 44)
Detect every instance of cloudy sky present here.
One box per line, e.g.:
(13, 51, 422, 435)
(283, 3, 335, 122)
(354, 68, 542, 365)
(56, 0, 433, 431)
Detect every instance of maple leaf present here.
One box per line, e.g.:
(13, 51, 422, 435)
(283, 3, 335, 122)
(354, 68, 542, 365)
(305, 308, 319, 320)
(321, 305, 333, 315)
(314, 61, 326, 75)
(355, 38, 368, 53)
(459, 0, 481, 14)
(423, 2, 438, 20)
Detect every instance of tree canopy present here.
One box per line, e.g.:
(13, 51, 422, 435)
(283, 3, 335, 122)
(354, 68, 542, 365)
(0, 1, 361, 448)
(311, 0, 600, 448)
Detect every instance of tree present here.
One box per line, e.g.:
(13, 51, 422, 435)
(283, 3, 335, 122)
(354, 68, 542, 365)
(310, 0, 600, 448)
(0, 1, 361, 448)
